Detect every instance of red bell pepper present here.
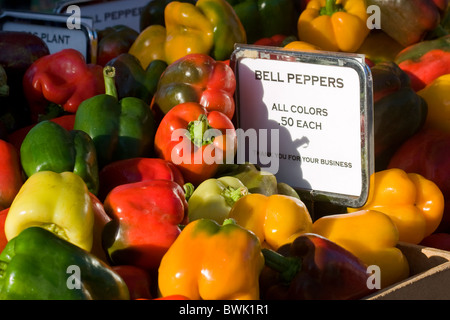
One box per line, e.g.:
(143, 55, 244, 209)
(23, 48, 105, 122)
(102, 179, 189, 272)
(112, 265, 153, 300)
(253, 34, 289, 47)
(151, 53, 236, 122)
(97, 157, 185, 200)
(154, 102, 237, 186)
(388, 127, 450, 233)
(0, 139, 23, 210)
(0, 208, 9, 252)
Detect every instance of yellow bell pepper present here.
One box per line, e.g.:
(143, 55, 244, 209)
(228, 193, 313, 250)
(5, 171, 95, 252)
(158, 218, 264, 300)
(313, 209, 410, 289)
(128, 24, 167, 69)
(417, 74, 450, 134)
(348, 168, 445, 244)
(297, 0, 369, 52)
(283, 40, 322, 51)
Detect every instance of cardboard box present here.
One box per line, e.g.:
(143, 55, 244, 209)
(365, 242, 450, 300)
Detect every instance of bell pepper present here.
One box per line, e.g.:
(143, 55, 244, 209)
(112, 265, 153, 300)
(106, 53, 167, 104)
(297, 0, 370, 52)
(395, 35, 450, 91)
(5, 171, 95, 252)
(73, 66, 157, 168)
(102, 179, 188, 272)
(259, 233, 374, 300)
(388, 128, 450, 233)
(164, 0, 246, 64)
(129, 25, 168, 70)
(226, 0, 298, 44)
(283, 40, 322, 51)
(357, 30, 405, 65)
(139, 0, 197, 31)
(98, 157, 185, 200)
(0, 139, 23, 210)
(188, 176, 248, 224)
(154, 102, 237, 186)
(158, 218, 264, 300)
(417, 74, 450, 133)
(0, 209, 8, 252)
(371, 61, 428, 171)
(313, 209, 410, 289)
(97, 25, 139, 66)
(228, 193, 313, 250)
(253, 34, 290, 47)
(365, 0, 446, 47)
(19, 120, 99, 195)
(23, 48, 105, 122)
(152, 53, 236, 122)
(0, 227, 129, 300)
(348, 168, 445, 245)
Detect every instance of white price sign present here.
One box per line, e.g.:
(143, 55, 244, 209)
(231, 45, 374, 207)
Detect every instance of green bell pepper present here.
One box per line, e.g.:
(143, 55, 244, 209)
(226, 0, 298, 44)
(106, 53, 167, 104)
(188, 176, 249, 224)
(139, 0, 197, 31)
(20, 120, 99, 195)
(73, 66, 157, 168)
(0, 227, 129, 300)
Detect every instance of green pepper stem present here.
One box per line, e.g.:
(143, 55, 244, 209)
(262, 248, 302, 285)
(103, 66, 118, 99)
(320, 0, 343, 16)
(183, 183, 195, 201)
(221, 186, 248, 207)
(186, 114, 215, 147)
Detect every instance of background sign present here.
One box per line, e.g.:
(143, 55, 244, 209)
(231, 45, 374, 207)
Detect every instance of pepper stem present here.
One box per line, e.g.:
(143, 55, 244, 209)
(103, 66, 118, 99)
(183, 183, 195, 201)
(221, 186, 248, 207)
(186, 114, 215, 147)
(320, 0, 344, 16)
(262, 248, 302, 285)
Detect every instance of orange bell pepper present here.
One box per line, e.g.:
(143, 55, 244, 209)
(228, 193, 313, 250)
(348, 168, 445, 244)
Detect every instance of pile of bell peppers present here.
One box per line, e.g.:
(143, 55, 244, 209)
(0, 0, 449, 301)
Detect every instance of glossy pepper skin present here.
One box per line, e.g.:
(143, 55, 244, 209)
(97, 25, 139, 66)
(226, 0, 297, 44)
(0, 139, 23, 210)
(313, 209, 410, 289)
(98, 157, 184, 200)
(103, 179, 188, 272)
(129, 25, 168, 70)
(388, 128, 450, 233)
(20, 120, 99, 195)
(297, 0, 369, 52)
(152, 53, 236, 121)
(5, 171, 95, 252)
(395, 35, 450, 91)
(371, 61, 428, 171)
(139, 0, 197, 31)
(349, 168, 445, 244)
(73, 66, 157, 168)
(228, 193, 313, 250)
(366, 0, 447, 47)
(188, 176, 249, 224)
(154, 102, 237, 186)
(105, 53, 167, 104)
(0, 227, 129, 300)
(164, 0, 246, 64)
(158, 218, 264, 300)
(23, 48, 105, 122)
(259, 233, 374, 300)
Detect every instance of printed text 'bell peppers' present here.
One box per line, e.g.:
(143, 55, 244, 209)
(151, 53, 236, 121)
(103, 179, 188, 271)
(0, 139, 23, 210)
(313, 209, 410, 289)
(0, 227, 129, 300)
(20, 120, 99, 195)
(228, 193, 313, 250)
(5, 171, 95, 252)
(297, 0, 369, 52)
(154, 102, 237, 186)
(23, 48, 105, 122)
(73, 66, 157, 168)
(158, 218, 264, 300)
(348, 168, 445, 244)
